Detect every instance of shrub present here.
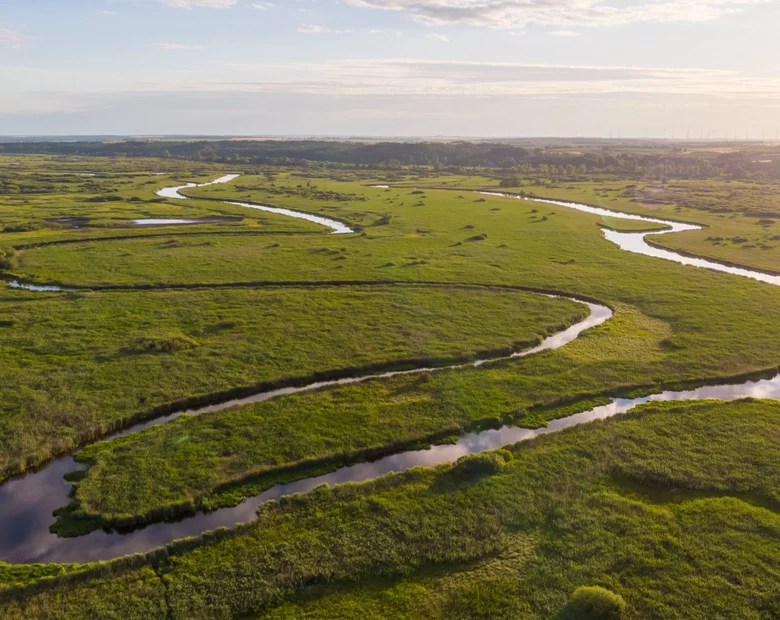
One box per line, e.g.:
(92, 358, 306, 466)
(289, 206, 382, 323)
(0, 247, 17, 271)
(450, 450, 513, 479)
(557, 586, 627, 620)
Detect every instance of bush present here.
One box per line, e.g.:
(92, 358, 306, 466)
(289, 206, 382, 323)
(557, 586, 627, 620)
(450, 450, 513, 479)
(0, 247, 17, 271)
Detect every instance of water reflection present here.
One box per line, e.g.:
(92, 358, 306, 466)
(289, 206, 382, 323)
(156, 174, 353, 235)
(131, 219, 203, 226)
(0, 299, 611, 564)
(481, 192, 780, 287)
(7, 281, 64, 292)
(1, 367, 777, 564)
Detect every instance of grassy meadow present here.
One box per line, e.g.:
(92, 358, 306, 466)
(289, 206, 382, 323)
(0, 284, 585, 478)
(5, 169, 778, 529)
(395, 173, 780, 273)
(0, 152, 779, 618)
(2, 399, 779, 619)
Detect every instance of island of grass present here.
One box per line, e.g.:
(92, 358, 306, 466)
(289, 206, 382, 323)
(0, 284, 587, 479)
(2, 399, 779, 619)
(1, 148, 779, 619)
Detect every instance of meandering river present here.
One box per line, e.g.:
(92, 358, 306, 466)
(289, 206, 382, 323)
(1, 176, 778, 564)
(479, 191, 780, 287)
(157, 173, 353, 234)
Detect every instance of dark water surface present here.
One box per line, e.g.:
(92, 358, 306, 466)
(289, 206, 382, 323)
(1, 369, 777, 564)
(1, 177, 779, 563)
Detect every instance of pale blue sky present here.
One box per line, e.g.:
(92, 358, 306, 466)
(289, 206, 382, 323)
(2, 0, 779, 137)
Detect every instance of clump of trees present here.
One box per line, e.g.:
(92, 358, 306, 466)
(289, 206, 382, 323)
(3, 139, 778, 180)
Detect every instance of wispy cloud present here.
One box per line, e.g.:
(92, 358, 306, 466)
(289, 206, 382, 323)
(251, 1, 275, 9)
(155, 0, 237, 8)
(549, 30, 580, 36)
(344, 0, 768, 29)
(6, 59, 780, 107)
(0, 28, 30, 48)
(97, 10, 119, 15)
(146, 43, 203, 49)
(297, 24, 353, 34)
(426, 33, 449, 42)
(211, 59, 780, 100)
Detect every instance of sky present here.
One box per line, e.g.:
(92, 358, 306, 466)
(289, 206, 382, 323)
(1, 0, 780, 137)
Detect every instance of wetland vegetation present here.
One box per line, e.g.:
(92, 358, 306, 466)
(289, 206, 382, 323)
(0, 140, 779, 618)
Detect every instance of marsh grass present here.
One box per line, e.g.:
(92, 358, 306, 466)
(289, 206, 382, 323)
(0, 284, 584, 480)
(3, 399, 779, 619)
(1, 157, 780, 619)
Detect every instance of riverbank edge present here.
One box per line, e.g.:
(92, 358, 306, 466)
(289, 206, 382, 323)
(0, 282, 599, 482)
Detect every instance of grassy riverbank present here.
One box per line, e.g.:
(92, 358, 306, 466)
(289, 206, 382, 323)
(1, 153, 779, 617)
(59, 294, 776, 529)
(404, 174, 780, 274)
(0, 158, 316, 252)
(0, 285, 584, 479)
(4, 167, 780, 527)
(2, 399, 779, 619)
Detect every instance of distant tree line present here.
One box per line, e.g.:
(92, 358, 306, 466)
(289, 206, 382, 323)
(0, 139, 778, 180)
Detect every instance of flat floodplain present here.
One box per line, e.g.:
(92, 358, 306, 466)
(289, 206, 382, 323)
(3, 399, 780, 619)
(0, 152, 779, 619)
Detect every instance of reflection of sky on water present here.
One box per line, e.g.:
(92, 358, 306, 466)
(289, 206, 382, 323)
(131, 219, 202, 225)
(226, 201, 353, 235)
(155, 174, 353, 235)
(481, 191, 780, 287)
(2, 182, 778, 563)
(7, 281, 64, 292)
(3, 371, 777, 564)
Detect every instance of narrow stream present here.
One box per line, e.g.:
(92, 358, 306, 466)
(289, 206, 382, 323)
(157, 173, 353, 234)
(1, 366, 777, 564)
(1, 176, 779, 565)
(0, 298, 610, 564)
(480, 192, 780, 286)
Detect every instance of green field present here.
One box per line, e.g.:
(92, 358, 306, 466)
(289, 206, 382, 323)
(0, 284, 588, 478)
(0, 146, 779, 619)
(2, 399, 779, 619)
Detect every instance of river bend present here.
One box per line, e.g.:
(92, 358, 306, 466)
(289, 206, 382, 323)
(0, 176, 778, 564)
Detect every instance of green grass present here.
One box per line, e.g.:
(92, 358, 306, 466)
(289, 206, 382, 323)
(56, 285, 780, 527)
(1, 155, 780, 618)
(0, 158, 318, 250)
(3, 399, 779, 619)
(474, 178, 780, 274)
(0, 284, 584, 478)
(381, 171, 780, 272)
(4, 165, 780, 525)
